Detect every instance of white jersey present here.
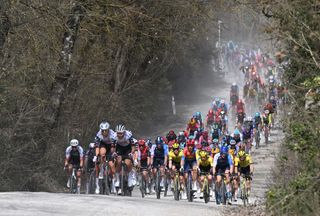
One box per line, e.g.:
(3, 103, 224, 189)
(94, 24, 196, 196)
(65, 146, 84, 158)
(95, 129, 116, 145)
(114, 130, 133, 147)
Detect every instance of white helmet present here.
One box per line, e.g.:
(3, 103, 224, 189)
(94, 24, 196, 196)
(70, 139, 79, 147)
(221, 99, 225, 104)
(115, 124, 126, 133)
(89, 142, 95, 148)
(247, 116, 253, 121)
(232, 82, 237, 86)
(264, 109, 270, 114)
(100, 121, 110, 130)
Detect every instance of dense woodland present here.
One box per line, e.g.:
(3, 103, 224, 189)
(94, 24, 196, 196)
(0, 1, 319, 215)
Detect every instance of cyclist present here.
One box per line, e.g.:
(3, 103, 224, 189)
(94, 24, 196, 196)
(220, 110, 228, 133)
(219, 100, 228, 115)
(177, 131, 187, 149)
(236, 99, 245, 114)
(166, 130, 177, 143)
(253, 112, 262, 131)
(231, 128, 242, 145)
(64, 139, 84, 194)
(168, 143, 184, 197)
(242, 119, 254, 153)
(211, 123, 222, 141)
(180, 139, 198, 196)
(94, 121, 116, 194)
(206, 109, 215, 129)
(234, 150, 254, 200)
(199, 131, 211, 147)
(213, 146, 234, 205)
(187, 117, 200, 138)
(228, 139, 239, 162)
(114, 124, 136, 194)
(194, 111, 204, 129)
(211, 138, 220, 158)
(230, 82, 239, 106)
(85, 142, 96, 175)
(197, 151, 214, 198)
(211, 97, 221, 112)
(137, 139, 151, 194)
(150, 136, 168, 191)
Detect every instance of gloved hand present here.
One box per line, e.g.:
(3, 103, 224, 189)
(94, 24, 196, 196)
(92, 156, 97, 163)
(179, 167, 184, 173)
(134, 159, 138, 166)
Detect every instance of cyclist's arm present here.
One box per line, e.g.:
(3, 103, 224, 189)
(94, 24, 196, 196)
(228, 154, 234, 174)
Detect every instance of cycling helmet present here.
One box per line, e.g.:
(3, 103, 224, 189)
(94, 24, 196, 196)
(264, 109, 270, 114)
(195, 111, 201, 117)
(208, 109, 214, 114)
(138, 139, 146, 146)
(89, 142, 95, 148)
(220, 110, 225, 115)
(190, 118, 196, 125)
(199, 151, 208, 158)
(233, 129, 240, 135)
(187, 139, 195, 146)
(237, 150, 246, 158)
(115, 124, 125, 133)
(169, 130, 175, 135)
(178, 131, 184, 136)
(212, 138, 219, 144)
(221, 99, 225, 104)
(155, 136, 164, 145)
(100, 121, 110, 130)
(247, 116, 253, 121)
(70, 139, 79, 147)
(232, 82, 237, 86)
(230, 139, 236, 145)
(255, 112, 260, 117)
(220, 146, 228, 154)
(172, 143, 180, 149)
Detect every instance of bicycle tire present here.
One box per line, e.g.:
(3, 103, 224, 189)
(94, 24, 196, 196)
(140, 176, 145, 198)
(242, 178, 248, 206)
(121, 163, 125, 196)
(70, 169, 77, 194)
(220, 178, 227, 205)
(203, 177, 210, 203)
(104, 164, 110, 195)
(187, 172, 193, 202)
(89, 170, 95, 194)
(173, 174, 180, 201)
(164, 177, 168, 197)
(156, 168, 161, 199)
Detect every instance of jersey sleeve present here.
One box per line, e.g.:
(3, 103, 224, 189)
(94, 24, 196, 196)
(65, 146, 72, 157)
(234, 157, 239, 167)
(247, 155, 253, 164)
(78, 146, 84, 158)
(150, 145, 155, 157)
(228, 154, 233, 166)
(213, 153, 219, 167)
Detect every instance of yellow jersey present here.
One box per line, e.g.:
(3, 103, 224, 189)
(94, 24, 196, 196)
(169, 150, 183, 164)
(234, 155, 253, 168)
(198, 156, 213, 167)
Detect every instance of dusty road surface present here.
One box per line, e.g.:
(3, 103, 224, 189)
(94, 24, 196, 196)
(0, 71, 283, 216)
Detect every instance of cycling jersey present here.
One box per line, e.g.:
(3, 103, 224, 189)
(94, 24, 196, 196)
(168, 150, 183, 164)
(85, 148, 95, 170)
(138, 146, 150, 168)
(150, 144, 168, 159)
(66, 146, 84, 166)
(213, 152, 233, 171)
(95, 129, 116, 147)
(198, 156, 213, 167)
(234, 155, 252, 168)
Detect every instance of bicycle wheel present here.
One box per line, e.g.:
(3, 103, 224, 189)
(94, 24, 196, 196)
(164, 177, 168, 197)
(70, 169, 77, 194)
(220, 179, 227, 205)
(104, 164, 110, 195)
(173, 174, 180, 201)
(264, 127, 269, 144)
(140, 175, 145, 198)
(187, 172, 193, 202)
(88, 170, 95, 194)
(121, 163, 125, 196)
(242, 179, 248, 206)
(203, 177, 210, 203)
(156, 168, 161, 199)
(255, 131, 260, 149)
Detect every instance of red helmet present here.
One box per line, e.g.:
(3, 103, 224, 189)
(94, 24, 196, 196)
(169, 130, 175, 135)
(187, 139, 195, 146)
(209, 109, 214, 114)
(138, 139, 146, 146)
(238, 99, 243, 104)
